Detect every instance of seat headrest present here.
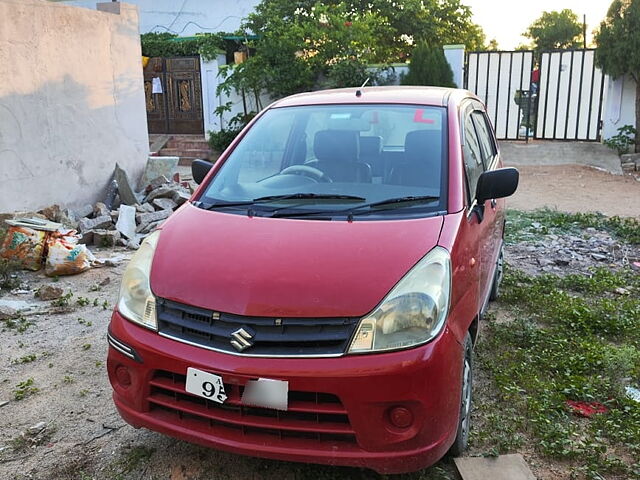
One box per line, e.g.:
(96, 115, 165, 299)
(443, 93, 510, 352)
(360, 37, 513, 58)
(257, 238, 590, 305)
(359, 136, 382, 157)
(404, 130, 442, 163)
(314, 130, 359, 162)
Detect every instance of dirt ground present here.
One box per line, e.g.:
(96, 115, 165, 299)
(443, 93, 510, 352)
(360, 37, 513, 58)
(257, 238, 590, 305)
(506, 164, 640, 218)
(0, 167, 639, 480)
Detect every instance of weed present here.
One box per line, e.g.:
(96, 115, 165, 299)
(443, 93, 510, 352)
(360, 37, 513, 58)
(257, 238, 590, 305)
(89, 284, 102, 292)
(48, 363, 53, 368)
(11, 423, 56, 452)
(2, 315, 33, 334)
(0, 257, 21, 291)
(116, 446, 155, 474)
(476, 265, 640, 478)
(13, 378, 39, 400)
(12, 354, 36, 364)
(93, 298, 99, 307)
(63, 375, 74, 384)
(102, 300, 109, 310)
(51, 291, 73, 308)
(506, 208, 640, 244)
(76, 296, 90, 307)
(79, 389, 90, 397)
(82, 343, 91, 351)
(77, 317, 93, 327)
(95, 360, 103, 367)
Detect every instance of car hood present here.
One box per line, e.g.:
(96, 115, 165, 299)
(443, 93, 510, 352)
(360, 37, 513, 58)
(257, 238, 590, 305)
(150, 203, 444, 318)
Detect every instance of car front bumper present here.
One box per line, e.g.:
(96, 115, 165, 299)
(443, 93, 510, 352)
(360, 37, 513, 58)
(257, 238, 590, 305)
(107, 310, 463, 474)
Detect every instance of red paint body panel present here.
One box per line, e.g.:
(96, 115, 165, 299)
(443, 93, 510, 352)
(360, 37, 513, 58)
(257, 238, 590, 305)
(151, 203, 443, 317)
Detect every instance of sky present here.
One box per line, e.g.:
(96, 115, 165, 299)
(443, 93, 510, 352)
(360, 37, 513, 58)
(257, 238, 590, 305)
(462, 0, 611, 50)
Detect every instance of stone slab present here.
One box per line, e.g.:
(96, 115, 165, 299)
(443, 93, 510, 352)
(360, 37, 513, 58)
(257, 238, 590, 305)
(114, 163, 140, 206)
(454, 454, 536, 480)
(138, 156, 179, 191)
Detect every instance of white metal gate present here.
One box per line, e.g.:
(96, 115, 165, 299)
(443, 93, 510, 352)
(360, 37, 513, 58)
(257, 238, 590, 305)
(536, 50, 605, 141)
(465, 49, 605, 142)
(465, 51, 535, 140)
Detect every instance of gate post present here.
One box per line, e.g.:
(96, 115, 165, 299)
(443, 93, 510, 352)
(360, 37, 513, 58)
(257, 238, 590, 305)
(444, 45, 465, 89)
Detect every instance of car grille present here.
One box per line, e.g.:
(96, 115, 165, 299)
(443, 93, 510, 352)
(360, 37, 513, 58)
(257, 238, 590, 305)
(147, 370, 357, 446)
(156, 298, 359, 357)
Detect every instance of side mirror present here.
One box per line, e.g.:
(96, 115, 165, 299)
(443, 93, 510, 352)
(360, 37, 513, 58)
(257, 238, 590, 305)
(475, 167, 519, 204)
(192, 159, 214, 185)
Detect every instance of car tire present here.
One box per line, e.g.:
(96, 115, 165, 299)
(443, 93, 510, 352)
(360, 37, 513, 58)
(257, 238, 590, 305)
(448, 333, 473, 457)
(489, 244, 504, 301)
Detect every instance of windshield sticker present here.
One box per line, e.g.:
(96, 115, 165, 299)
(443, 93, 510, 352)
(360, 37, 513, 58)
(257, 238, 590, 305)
(413, 109, 436, 124)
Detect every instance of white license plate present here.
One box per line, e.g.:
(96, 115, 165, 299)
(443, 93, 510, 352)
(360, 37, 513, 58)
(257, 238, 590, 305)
(185, 367, 228, 404)
(242, 378, 289, 411)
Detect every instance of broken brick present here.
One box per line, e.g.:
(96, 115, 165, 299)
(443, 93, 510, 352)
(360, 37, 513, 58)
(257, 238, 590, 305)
(78, 215, 112, 233)
(152, 198, 177, 211)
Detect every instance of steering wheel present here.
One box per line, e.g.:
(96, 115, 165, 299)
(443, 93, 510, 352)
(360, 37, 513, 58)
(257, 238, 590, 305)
(279, 165, 332, 183)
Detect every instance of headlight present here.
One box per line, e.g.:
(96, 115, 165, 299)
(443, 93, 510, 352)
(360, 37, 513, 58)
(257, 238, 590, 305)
(117, 231, 160, 330)
(349, 247, 451, 354)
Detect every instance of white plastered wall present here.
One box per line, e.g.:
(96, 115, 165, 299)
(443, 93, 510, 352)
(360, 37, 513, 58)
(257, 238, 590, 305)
(0, 0, 149, 212)
(602, 74, 637, 141)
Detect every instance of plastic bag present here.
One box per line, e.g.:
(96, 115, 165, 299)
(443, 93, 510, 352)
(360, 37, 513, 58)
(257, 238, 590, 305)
(44, 230, 94, 277)
(0, 226, 48, 271)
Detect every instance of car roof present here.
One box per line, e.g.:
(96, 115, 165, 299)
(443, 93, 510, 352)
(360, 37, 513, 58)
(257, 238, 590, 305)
(270, 86, 473, 109)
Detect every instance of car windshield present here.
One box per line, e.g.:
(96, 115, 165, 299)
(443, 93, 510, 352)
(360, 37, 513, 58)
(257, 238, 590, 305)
(200, 104, 448, 219)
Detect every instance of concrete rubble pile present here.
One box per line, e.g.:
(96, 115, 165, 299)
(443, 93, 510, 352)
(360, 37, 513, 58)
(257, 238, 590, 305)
(51, 173, 191, 250)
(0, 164, 192, 277)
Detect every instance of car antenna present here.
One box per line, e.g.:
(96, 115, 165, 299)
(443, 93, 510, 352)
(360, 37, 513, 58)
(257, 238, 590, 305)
(355, 77, 370, 97)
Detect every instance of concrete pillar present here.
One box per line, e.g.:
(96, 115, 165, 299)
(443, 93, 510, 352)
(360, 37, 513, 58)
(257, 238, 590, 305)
(443, 44, 465, 89)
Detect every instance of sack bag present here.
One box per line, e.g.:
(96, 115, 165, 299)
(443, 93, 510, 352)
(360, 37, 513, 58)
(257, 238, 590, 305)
(0, 226, 48, 271)
(44, 230, 94, 277)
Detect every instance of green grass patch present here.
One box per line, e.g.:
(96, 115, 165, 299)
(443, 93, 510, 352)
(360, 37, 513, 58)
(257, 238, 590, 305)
(474, 266, 640, 479)
(505, 208, 640, 244)
(13, 378, 39, 400)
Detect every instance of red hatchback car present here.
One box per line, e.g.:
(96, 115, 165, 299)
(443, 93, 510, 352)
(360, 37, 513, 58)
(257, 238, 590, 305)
(107, 86, 518, 474)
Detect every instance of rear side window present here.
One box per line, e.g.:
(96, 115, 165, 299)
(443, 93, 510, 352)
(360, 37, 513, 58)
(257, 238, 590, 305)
(462, 114, 485, 204)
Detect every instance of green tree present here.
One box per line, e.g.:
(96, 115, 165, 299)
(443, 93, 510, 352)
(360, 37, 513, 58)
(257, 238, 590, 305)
(524, 9, 583, 51)
(226, 0, 485, 99)
(487, 39, 499, 51)
(596, 0, 640, 152)
(401, 44, 456, 87)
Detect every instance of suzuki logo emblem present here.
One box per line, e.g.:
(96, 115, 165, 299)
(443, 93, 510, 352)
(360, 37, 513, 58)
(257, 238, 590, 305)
(230, 327, 254, 352)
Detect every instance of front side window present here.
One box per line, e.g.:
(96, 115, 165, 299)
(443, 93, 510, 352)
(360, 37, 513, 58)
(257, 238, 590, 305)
(462, 114, 486, 205)
(471, 111, 497, 169)
(199, 104, 448, 220)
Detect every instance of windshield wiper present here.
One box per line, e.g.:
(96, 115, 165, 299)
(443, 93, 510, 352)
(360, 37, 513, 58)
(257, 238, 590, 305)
(358, 195, 440, 209)
(253, 193, 366, 202)
(194, 193, 366, 211)
(270, 195, 440, 219)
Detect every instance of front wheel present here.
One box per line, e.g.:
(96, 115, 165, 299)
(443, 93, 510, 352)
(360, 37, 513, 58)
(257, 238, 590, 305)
(448, 333, 473, 456)
(489, 244, 504, 301)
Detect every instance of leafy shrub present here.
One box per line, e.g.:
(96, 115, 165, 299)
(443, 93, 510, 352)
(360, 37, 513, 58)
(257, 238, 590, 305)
(401, 43, 456, 87)
(140, 32, 226, 61)
(208, 112, 255, 153)
(604, 125, 637, 155)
